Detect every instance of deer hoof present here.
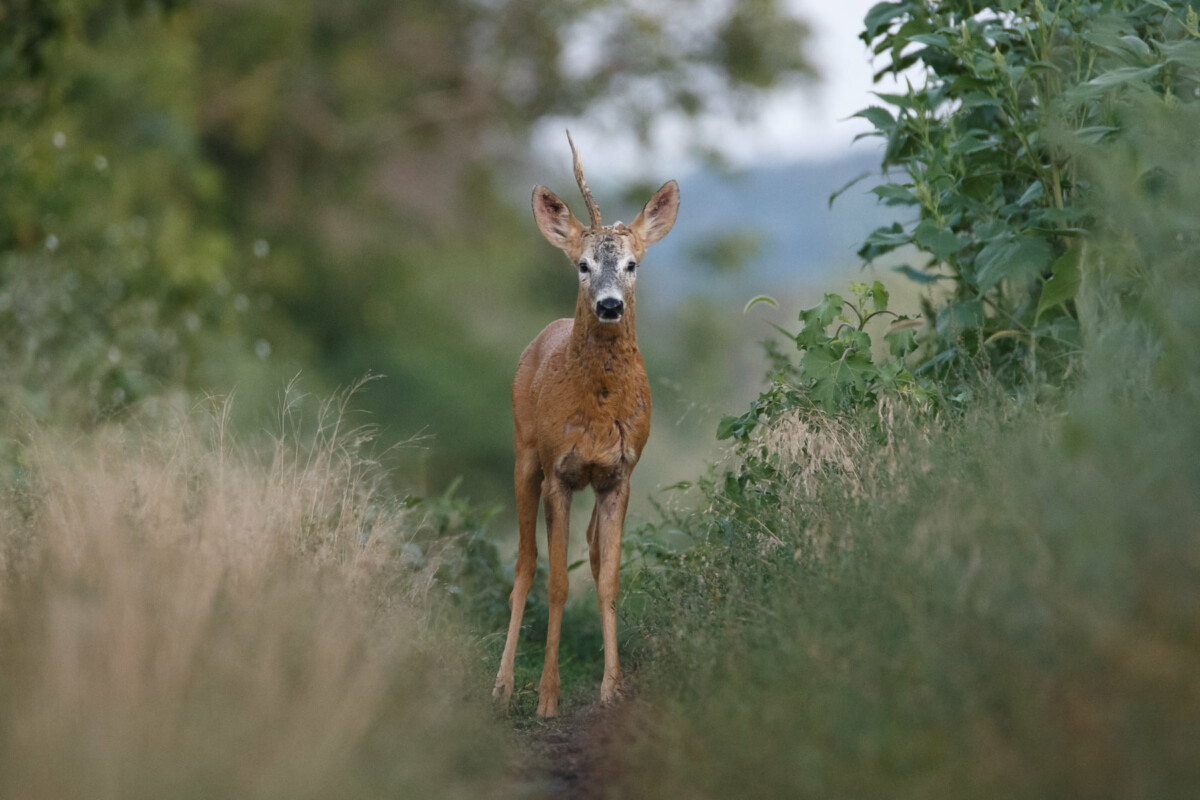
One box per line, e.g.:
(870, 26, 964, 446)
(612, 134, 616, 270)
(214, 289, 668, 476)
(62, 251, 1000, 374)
(492, 678, 513, 709)
(599, 677, 623, 705)
(536, 694, 558, 718)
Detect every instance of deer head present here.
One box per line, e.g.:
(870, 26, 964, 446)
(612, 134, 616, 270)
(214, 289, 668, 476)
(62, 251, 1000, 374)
(531, 132, 680, 324)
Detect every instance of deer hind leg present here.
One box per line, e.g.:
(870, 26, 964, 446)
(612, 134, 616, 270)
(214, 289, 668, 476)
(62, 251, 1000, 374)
(586, 500, 607, 644)
(493, 447, 542, 707)
(536, 478, 572, 718)
(585, 502, 601, 588)
(595, 482, 630, 705)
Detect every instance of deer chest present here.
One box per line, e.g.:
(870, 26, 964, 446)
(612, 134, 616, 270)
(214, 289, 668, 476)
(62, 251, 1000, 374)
(543, 389, 649, 493)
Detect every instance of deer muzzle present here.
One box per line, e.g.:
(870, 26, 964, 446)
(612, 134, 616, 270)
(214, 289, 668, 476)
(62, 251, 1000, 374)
(595, 296, 624, 322)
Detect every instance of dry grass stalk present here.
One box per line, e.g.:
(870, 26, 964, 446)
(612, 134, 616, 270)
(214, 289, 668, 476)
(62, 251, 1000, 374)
(0, 393, 502, 800)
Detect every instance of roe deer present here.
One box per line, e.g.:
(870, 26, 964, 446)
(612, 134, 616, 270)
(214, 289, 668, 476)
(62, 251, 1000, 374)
(492, 131, 679, 717)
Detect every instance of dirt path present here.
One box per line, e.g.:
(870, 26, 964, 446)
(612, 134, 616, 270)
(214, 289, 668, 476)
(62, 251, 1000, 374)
(507, 701, 622, 800)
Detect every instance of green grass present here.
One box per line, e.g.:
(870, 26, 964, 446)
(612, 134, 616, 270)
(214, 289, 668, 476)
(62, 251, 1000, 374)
(606, 369, 1199, 798)
(496, 595, 608, 723)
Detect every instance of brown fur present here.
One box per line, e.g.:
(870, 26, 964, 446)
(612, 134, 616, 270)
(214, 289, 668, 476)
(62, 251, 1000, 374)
(492, 140, 678, 717)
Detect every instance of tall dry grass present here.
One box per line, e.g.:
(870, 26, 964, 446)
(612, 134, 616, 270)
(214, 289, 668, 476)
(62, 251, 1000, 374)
(0, 390, 508, 800)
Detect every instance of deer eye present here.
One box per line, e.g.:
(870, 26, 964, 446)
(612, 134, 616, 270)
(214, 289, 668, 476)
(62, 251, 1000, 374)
(625, 260, 637, 272)
(578, 260, 590, 274)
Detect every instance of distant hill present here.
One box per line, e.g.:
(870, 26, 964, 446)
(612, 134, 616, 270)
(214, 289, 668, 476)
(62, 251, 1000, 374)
(646, 151, 904, 304)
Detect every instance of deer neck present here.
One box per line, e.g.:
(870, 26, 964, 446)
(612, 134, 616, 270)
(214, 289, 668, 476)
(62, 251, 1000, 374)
(569, 292, 639, 377)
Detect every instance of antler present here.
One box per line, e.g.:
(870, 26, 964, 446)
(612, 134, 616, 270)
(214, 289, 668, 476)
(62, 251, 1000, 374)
(566, 129, 602, 231)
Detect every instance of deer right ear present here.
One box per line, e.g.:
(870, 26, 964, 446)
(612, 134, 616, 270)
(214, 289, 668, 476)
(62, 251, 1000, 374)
(532, 186, 584, 255)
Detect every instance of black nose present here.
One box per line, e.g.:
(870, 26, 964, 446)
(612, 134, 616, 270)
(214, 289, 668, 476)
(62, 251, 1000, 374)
(596, 297, 624, 320)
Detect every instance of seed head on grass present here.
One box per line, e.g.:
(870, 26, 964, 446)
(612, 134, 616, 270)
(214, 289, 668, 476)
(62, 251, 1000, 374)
(0, 386, 507, 800)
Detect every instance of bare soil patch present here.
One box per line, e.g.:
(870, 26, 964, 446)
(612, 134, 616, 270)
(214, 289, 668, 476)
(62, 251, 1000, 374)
(507, 700, 626, 800)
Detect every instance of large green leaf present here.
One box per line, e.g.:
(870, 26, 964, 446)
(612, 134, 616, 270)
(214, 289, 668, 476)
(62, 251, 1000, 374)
(908, 33, 953, 49)
(894, 264, 946, 285)
(1087, 63, 1164, 88)
(1016, 181, 1045, 206)
(1160, 39, 1200, 70)
(862, 1, 908, 39)
(870, 183, 919, 205)
(870, 281, 890, 313)
(1064, 64, 1163, 102)
(796, 293, 844, 348)
(1036, 246, 1082, 319)
(975, 236, 1054, 292)
(914, 219, 965, 261)
(717, 412, 757, 441)
(800, 346, 875, 412)
(855, 105, 896, 132)
(1074, 126, 1120, 144)
(936, 300, 984, 339)
(859, 223, 912, 261)
(885, 319, 921, 358)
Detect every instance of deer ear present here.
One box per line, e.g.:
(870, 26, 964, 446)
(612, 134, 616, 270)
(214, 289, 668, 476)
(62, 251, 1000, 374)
(630, 180, 679, 248)
(532, 185, 584, 254)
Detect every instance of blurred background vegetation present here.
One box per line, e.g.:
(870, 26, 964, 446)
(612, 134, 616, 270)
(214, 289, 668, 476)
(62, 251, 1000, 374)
(6, 0, 1198, 796)
(0, 0, 821, 506)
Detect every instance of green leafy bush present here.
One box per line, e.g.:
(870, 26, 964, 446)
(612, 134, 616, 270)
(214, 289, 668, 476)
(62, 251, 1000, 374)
(0, 2, 248, 424)
(719, 281, 928, 445)
(853, 0, 1200, 381)
(604, 3, 1200, 797)
(613, 102, 1200, 787)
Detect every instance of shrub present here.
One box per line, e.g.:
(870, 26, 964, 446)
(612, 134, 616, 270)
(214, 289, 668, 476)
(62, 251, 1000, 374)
(853, 0, 1200, 383)
(607, 4, 1200, 795)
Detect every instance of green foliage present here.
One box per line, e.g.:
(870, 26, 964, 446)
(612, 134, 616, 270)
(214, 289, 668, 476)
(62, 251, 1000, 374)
(718, 280, 927, 443)
(603, 5, 1200, 796)
(187, 0, 813, 501)
(612, 91, 1200, 786)
(405, 478, 536, 635)
(853, 0, 1200, 382)
(0, 0, 816, 502)
(618, 375, 1200, 798)
(0, 1, 249, 423)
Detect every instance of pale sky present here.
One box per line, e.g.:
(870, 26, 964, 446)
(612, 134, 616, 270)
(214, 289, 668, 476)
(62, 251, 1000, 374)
(531, 0, 897, 179)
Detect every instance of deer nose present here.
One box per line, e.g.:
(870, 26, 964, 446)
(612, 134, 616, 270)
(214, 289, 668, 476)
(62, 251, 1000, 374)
(596, 296, 624, 320)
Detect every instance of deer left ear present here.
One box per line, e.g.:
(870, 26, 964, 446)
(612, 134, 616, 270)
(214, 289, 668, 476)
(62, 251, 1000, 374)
(630, 180, 680, 248)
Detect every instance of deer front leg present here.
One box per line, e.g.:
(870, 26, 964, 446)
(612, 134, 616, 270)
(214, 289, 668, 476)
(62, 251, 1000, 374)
(595, 482, 630, 704)
(537, 479, 572, 718)
(494, 449, 541, 707)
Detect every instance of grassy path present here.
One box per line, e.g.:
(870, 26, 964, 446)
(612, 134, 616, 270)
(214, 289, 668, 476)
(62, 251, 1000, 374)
(507, 701, 623, 800)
